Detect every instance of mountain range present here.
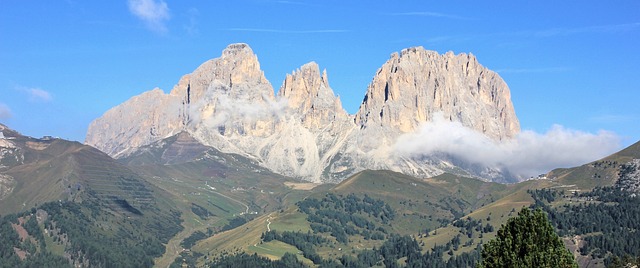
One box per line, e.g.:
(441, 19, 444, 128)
(2, 43, 637, 267)
(1, 103, 639, 267)
(86, 43, 520, 183)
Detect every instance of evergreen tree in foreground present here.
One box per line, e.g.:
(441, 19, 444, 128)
(479, 207, 577, 268)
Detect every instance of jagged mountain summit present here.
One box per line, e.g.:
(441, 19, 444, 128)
(86, 43, 520, 183)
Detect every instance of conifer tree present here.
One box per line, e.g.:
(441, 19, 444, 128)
(479, 207, 577, 268)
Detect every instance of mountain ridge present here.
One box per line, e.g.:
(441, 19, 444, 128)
(86, 43, 520, 183)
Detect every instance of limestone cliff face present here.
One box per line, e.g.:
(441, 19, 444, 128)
(85, 88, 182, 157)
(86, 44, 521, 182)
(278, 62, 351, 129)
(355, 47, 519, 141)
(349, 47, 520, 177)
(86, 44, 278, 158)
(272, 62, 356, 180)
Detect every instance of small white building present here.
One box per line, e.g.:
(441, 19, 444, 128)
(0, 132, 4, 139)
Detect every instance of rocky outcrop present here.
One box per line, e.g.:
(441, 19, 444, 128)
(278, 62, 350, 129)
(86, 43, 521, 182)
(355, 47, 518, 140)
(346, 47, 520, 179)
(269, 62, 356, 180)
(85, 44, 280, 158)
(85, 89, 182, 157)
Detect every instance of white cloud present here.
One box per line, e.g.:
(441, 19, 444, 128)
(199, 94, 288, 129)
(394, 113, 621, 179)
(29, 88, 53, 102)
(185, 82, 289, 130)
(127, 0, 171, 34)
(17, 86, 53, 102)
(0, 104, 12, 119)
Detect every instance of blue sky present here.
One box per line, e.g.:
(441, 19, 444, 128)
(1, 0, 639, 149)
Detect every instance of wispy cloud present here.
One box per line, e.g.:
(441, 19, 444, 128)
(17, 86, 53, 102)
(259, 0, 318, 6)
(424, 22, 640, 45)
(533, 22, 640, 37)
(127, 0, 171, 34)
(275, 0, 309, 5)
(495, 67, 570, 74)
(390, 11, 471, 20)
(590, 114, 637, 124)
(183, 7, 199, 36)
(225, 28, 349, 34)
(0, 104, 11, 120)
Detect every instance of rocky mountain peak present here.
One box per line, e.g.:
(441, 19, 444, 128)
(87, 44, 522, 182)
(355, 46, 519, 140)
(170, 43, 271, 103)
(278, 62, 349, 129)
(222, 43, 252, 56)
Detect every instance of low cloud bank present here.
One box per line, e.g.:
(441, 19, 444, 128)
(186, 83, 288, 130)
(394, 114, 621, 179)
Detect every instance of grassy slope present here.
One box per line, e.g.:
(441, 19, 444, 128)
(0, 128, 185, 266)
(1, 136, 158, 215)
(422, 140, 640, 259)
(190, 165, 614, 265)
(192, 200, 317, 266)
(331, 170, 516, 234)
(190, 170, 536, 264)
(549, 140, 640, 191)
(6, 123, 636, 266)
(120, 133, 328, 266)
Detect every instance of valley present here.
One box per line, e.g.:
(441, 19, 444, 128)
(0, 42, 638, 267)
(1, 122, 639, 267)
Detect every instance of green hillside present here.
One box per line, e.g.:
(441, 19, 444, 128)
(116, 131, 324, 267)
(189, 139, 640, 267)
(548, 140, 640, 191)
(189, 170, 527, 267)
(0, 127, 162, 215)
(0, 125, 184, 267)
(2, 122, 639, 267)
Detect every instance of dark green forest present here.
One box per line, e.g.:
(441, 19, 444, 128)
(297, 193, 395, 243)
(530, 185, 640, 266)
(0, 199, 182, 268)
(208, 193, 481, 268)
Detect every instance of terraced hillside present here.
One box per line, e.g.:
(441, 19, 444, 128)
(0, 124, 184, 267)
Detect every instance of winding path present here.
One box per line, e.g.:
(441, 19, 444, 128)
(203, 187, 249, 214)
(154, 178, 251, 267)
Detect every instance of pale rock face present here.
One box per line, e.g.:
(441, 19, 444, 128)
(278, 62, 350, 129)
(85, 44, 278, 158)
(346, 47, 520, 180)
(86, 44, 521, 182)
(270, 62, 356, 180)
(85, 88, 182, 157)
(355, 47, 519, 142)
